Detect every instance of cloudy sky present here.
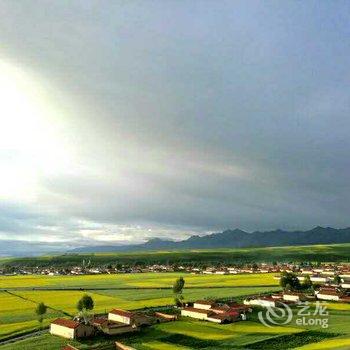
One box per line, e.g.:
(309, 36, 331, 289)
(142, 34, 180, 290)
(0, 1, 350, 251)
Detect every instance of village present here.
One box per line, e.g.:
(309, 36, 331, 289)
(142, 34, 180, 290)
(2, 261, 350, 278)
(50, 298, 252, 350)
(48, 269, 350, 350)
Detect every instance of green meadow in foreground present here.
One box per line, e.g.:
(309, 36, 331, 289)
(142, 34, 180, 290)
(0, 273, 278, 341)
(2, 306, 350, 350)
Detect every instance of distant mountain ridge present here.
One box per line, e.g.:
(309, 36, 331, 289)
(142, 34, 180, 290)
(71, 226, 350, 253)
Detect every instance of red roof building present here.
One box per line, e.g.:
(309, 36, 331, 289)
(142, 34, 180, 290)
(52, 318, 80, 329)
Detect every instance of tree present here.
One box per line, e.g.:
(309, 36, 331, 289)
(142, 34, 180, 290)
(173, 277, 185, 307)
(76, 294, 94, 322)
(280, 272, 301, 291)
(333, 274, 342, 285)
(35, 302, 47, 329)
(302, 275, 313, 290)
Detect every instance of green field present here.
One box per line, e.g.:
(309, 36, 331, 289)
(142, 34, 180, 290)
(0, 272, 278, 289)
(1, 243, 350, 349)
(0, 272, 279, 343)
(2, 243, 350, 268)
(2, 307, 350, 350)
(1, 271, 350, 349)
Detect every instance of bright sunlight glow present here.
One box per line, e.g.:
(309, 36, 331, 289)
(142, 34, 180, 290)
(0, 60, 72, 202)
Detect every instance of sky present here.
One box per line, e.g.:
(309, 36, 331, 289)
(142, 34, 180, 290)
(0, 1, 350, 252)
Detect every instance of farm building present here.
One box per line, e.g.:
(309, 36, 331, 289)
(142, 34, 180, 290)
(340, 296, 350, 303)
(243, 297, 280, 308)
(92, 317, 138, 336)
(316, 288, 342, 301)
(193, 300, 216, 310)
(50, 318, 94, 339)
(210, 303, 251, 315)
(282, 292, 306, 302)
(108, 309, 134, 325)
(181, 300, 246, 324)
(310, 276, 330, 283)
(108, 308, 152, 327)
(181, 307, 213, 321)
(181, 307, 239, 324)
(206, 311, 240, 323)
(154, 312, 177, 322)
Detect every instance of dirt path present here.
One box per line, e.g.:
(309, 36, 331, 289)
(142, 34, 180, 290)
(0, 330, 48, 346)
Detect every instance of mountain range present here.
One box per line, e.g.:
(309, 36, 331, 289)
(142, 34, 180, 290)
(72, 226, 350, 253)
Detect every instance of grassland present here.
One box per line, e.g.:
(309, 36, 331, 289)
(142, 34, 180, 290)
(1, 297, 350, 349)
(1, 243, 350, 349)
(0, 272, 278, 289)
(2, 243, 350, 268)
(0, 272, 279, 342)
(2, 308, 350, 350)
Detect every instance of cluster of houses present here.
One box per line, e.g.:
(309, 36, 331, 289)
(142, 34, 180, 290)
(51, 299, 251, 345)
(181, 299, 251, 323)
(50, 308, 176, 340)
(3, 262, 350, 277)
(274, 266, 350, 288)
(244, 286, 350, 308)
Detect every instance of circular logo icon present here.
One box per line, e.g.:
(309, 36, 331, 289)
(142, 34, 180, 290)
(258, 303, 293, 328)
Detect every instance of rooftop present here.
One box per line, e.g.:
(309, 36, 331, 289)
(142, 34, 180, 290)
(109, 309, 134, 318)
(182, 307, 212, 315)
(52, 318, 80, 329)
(194, 300, 216, 305)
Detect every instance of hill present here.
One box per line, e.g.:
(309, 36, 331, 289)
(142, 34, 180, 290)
(72, 226, 350, 253)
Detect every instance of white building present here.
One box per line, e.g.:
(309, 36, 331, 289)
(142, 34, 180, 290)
(181, 307, 212, 321)
(108, 309, 134, 325)
(193, 300, 216, 310)
(50, 318, 94, 339)
(310, 276, 330, 283)
(282, 292, 303, 302)
(316, 291, 341, 301)
(243, 297, 277, 308)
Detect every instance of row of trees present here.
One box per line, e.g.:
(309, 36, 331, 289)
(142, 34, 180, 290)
(34, 294, 94, 329)
(280, 272, 342, 291)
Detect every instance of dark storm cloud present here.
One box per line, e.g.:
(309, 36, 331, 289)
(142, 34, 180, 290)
(0, 0, 350, 247)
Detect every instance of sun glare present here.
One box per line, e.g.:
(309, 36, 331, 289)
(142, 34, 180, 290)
(0, 60, 71, 202)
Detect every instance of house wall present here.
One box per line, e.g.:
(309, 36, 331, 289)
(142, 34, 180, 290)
(181, 309, 208, 320)
(283, 294, 300, 302)
(50, 324, 75, 339)
(193, 303, 212, 310)
(259, 300, 275, 307)
(244, 299, 275, 308)
(102, 325, 138, 335)
(310, 277, 328, 283)
(317, 294, 339, 301)
(108, 313, 131, 325)
(75, 324, 94, 338)
(133, 314, 151, 326)
(206, 317, 223, 323)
